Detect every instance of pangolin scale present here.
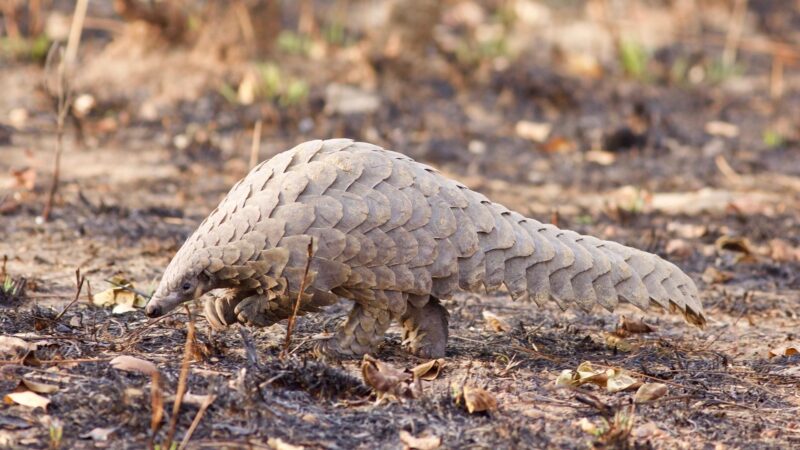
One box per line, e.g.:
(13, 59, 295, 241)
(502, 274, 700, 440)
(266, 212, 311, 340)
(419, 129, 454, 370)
(145, 139, 705, 358)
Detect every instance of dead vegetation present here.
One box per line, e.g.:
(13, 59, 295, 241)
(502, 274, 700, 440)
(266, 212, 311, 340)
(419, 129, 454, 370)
(1, 0, 800, 448)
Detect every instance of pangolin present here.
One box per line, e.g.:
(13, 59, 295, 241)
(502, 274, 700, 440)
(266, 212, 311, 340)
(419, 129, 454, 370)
(145, 139, 705, 358)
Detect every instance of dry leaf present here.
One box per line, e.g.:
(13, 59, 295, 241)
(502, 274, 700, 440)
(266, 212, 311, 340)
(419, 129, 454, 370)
(0, 337, 36, 356)
(556, 369, 578, 387)
(411, 359, 446, 381)
(768, 239, 800, 263)
(715, 236, 758, 263)
(604, 333, 634, 352)
(92, 277, 147, 310)
(634, 383, 668, 403)
(110, 355, 159, 376)
(585, 150, 616, 166)
(462, 386, 497, 413)
(361, 355, 418, 401)
(632, 421, 665, 439)
(21, 379, 59, 394)
(768, 346, 800, 358)
(515, 120, 551, 143)
(705, 121, 739, 138)
(268, 437, 304, 450)
(577, 417, 599, 435)
(576, 361, 608, 387)
(10, 168, 36, 190)
(80, 427, 116, 441)
(4, 391, 50, 410)
(665, 238, 693, 258)
(616, 316, 656, 335)
(482, 311, 511, 332)
(606, 369, 641, 393)
(399, 430, 441, 450)
(542, 136, 576, 153)
(702, 266, 734, 284)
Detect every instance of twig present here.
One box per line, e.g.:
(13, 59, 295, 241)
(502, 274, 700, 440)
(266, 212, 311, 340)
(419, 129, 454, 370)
(283, 238, 313, 356)
(163, 305, 196, 449)
(148, 370, 164, 450)
(104, 278, 152, 299)
(53, 268, 85, 322)
(249, 119, 263, 169)
(41, 44, 73, 222)
(178, 394, 216, 450)
(64, 0, 89, 66)
(722, 0, 748, 68)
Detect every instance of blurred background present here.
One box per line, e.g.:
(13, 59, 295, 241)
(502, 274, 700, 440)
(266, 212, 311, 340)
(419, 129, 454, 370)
(0, 0, 798, 294)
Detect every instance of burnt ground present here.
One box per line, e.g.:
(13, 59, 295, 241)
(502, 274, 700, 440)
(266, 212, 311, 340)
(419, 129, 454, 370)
(1, 1, 800, 449)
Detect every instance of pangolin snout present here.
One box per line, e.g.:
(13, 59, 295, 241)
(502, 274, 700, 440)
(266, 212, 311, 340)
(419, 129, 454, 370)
(144, 302, 162, 318)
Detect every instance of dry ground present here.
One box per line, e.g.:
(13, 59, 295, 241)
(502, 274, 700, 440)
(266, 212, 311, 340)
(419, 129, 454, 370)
(1, 1, 800, 449)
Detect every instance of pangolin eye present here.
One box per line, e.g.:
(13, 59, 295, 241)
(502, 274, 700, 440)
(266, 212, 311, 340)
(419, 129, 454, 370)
(181, 282, 192, 291)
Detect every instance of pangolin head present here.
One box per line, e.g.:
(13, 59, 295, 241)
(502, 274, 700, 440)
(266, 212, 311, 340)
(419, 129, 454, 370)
(145, 243, 214, 318)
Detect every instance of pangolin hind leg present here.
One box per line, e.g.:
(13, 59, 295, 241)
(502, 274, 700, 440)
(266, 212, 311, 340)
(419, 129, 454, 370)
(315, 301, 395, 359)
(400, 296, 449, 358)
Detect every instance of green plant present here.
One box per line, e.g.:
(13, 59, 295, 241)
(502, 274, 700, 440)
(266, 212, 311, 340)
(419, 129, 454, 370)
(763, 129, 784, 148)
(276, 30, 311, 56)
(619, 39, 650, 80)
(48, 420, 63, 449)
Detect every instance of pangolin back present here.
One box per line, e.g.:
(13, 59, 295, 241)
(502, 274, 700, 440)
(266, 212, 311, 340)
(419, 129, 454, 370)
(175, 139, 705, 324)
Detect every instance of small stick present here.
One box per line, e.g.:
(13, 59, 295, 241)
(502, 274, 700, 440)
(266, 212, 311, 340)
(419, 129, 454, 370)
(64, 0, 89, 66)
(282, 238, 313, 356)
(722, 0, 748, 68)
(53, 269, 85, 322)
(104, 278, 152, 299)
(249, 119, 263, 169)
(148, 370, 164, 450)
(41, 44, 73, 222)
(163, 305, 195, 449)
(178, 394, 216, 450)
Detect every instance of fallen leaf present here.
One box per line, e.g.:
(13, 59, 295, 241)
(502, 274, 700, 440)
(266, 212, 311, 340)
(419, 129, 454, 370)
(577, 417, 599, 435)
(616, 316, 656, 335)
(585, 150, 615, 166)
(92, 277, 147, 310)
(634, 383, 668, 403)
(110, 356, 159, 376)
(482, 310, 511, 332)
(268, 437, 304, 450)
(705, 121, 739, 138)
(80, 427, 116, 441)
(665, 238, 693, 258)
(576, 361, 608, 387)
(361, 355, 418, 401)
(411, 359, 446, 381)
(462, 385, 497, 414)
(768, 346, 800, 359)
(606, 369, 641, 393)
(515, 120, 551, 143)
(21, 379, 59, 394)
(542, 136, 576, 153)
(0, 337, 36, 356)
(768, 239, 800, 263)
(399, 430, 441, 450)
(715, 236, 758, 263)
(9, 168, 36, 190)
(555, 369, 578, 387)
(702, 266, 734, 284)
(604, 333, 634, 352)
(4, 391, 49, 410)
(632, 421, 665, 439)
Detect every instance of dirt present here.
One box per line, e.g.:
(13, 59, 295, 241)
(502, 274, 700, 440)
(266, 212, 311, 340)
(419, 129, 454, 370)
(1, 1, 800, 449)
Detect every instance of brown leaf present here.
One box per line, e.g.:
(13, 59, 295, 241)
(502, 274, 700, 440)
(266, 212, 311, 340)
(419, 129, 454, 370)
(268, 437, 304, 450)
(361, 355, 418, 401)
(399, 430, 441, 450)
(702, 266, 734, 284)
(768, 239, 800, 263)
(0, 337, 36, 357)
(576, 361, 608, 387)
(9, 168, 36, 191)
(768, 346, 800, 359)
(80, 427, 117, 441)
(664, 238, 693, 258)
(634, 383, 668, 403)
(542, 136, 576, 153)
(21, 379, 59, 394)
(110, 355, 159, 376)
(4, 391, 49, 410)
(616, 316, 656, 335)
(411, 359, 446, 381)
(462, 386, 497, 414)
(482, 311, 511, 332)
(606, 370, 641, 393)
(715, 236, 758, 263)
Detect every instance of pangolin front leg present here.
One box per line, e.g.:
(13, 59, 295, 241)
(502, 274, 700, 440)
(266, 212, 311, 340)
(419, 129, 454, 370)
(401, 296, 449, 359)
(203, 288, 252, 330)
